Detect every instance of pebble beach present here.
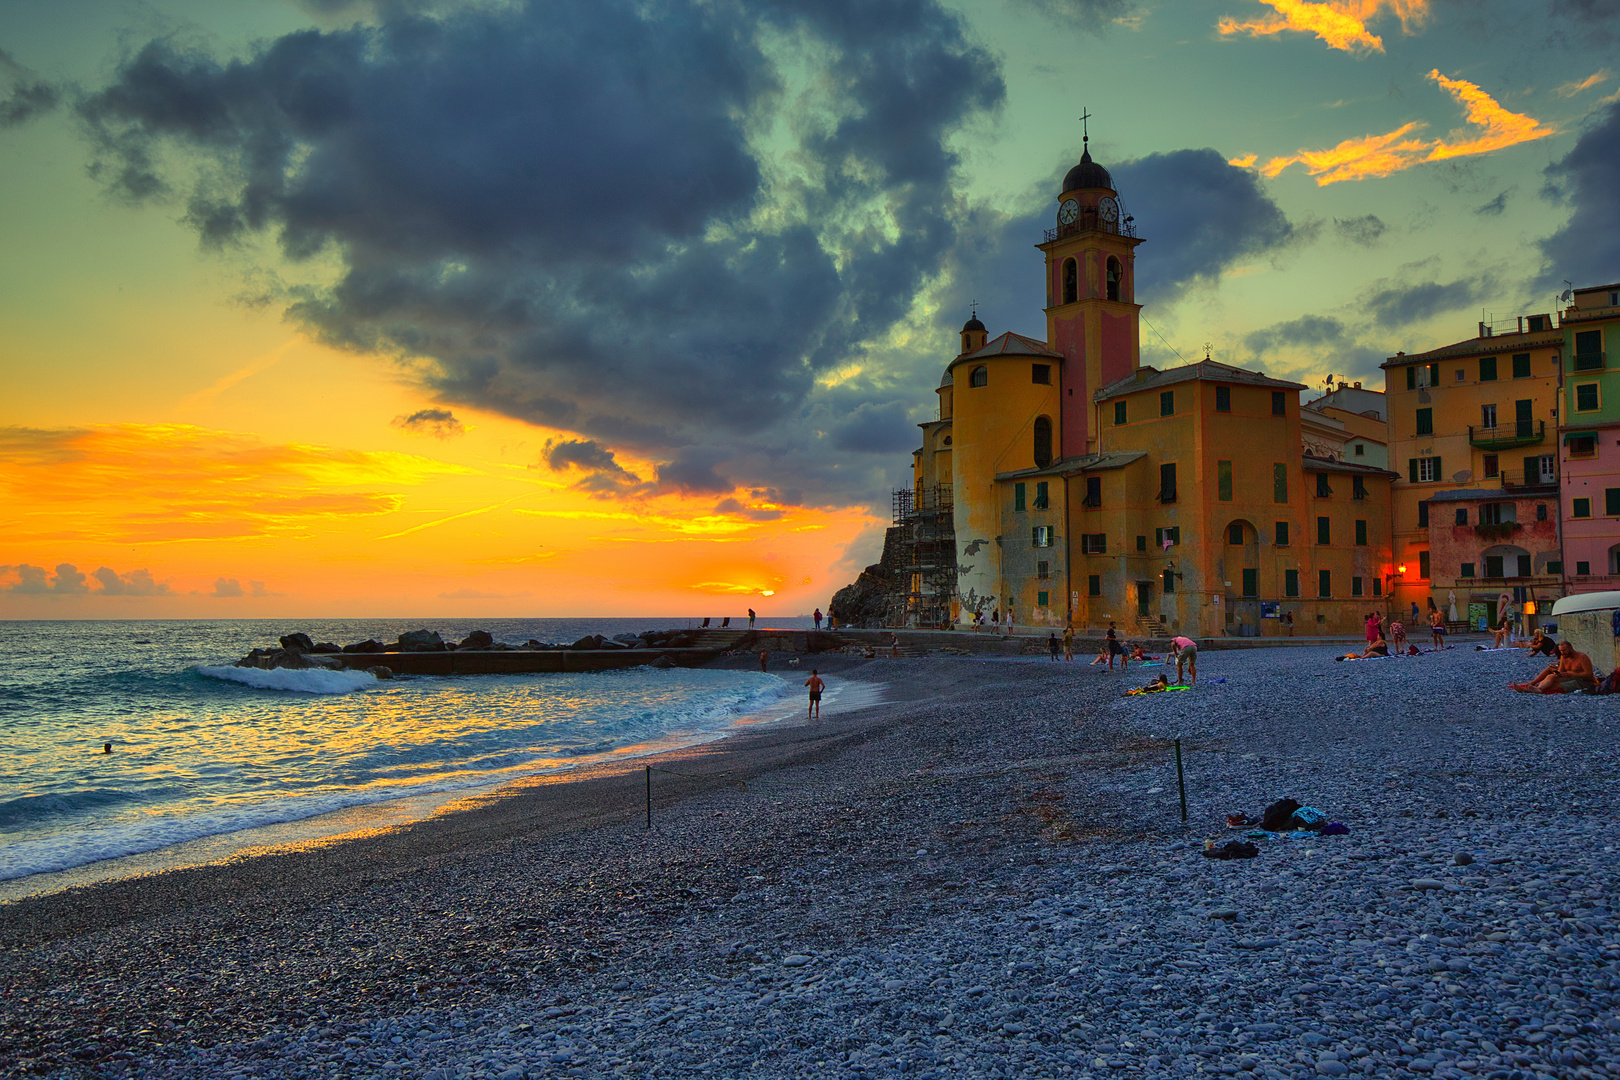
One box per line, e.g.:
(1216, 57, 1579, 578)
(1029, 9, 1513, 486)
(4, 640, 1618, 1080)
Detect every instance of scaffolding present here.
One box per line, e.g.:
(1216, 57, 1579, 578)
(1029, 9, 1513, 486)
(890, 485, 956, 627)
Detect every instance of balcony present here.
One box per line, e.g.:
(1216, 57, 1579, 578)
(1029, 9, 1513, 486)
(1469, 420, 1545, 451)
(1573, 350, 1607, 372)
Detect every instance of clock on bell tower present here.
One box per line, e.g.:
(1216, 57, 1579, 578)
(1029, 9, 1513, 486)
(1036, 131, 1143, 457)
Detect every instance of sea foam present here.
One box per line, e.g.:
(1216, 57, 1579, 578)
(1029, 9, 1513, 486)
(197, 665, 378, 694)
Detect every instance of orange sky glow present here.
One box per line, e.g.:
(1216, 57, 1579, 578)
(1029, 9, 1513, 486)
(1218, 0, 1429, 54)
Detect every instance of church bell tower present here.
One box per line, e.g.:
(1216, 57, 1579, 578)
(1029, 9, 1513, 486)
(1038, 126, 1143, 457)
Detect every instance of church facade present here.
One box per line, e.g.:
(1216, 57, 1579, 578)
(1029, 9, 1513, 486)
(903, 143, 1397, 638)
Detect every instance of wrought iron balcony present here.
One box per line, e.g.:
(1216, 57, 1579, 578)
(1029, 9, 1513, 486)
(1468, 420, 1545, 450)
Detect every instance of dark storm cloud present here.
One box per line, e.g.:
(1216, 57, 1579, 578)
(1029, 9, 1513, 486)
(1243, 314, 1391, 381)
(1363, 275, 1493, 328)
(713, 497, 783, 522)
(1333, 214, 1387, 247)
(0, 49, 59, 127)
(539, 437, 655, 499)
(1246, 315, 1350, 355)
(1539, 100, 1620, 288)
(829, 401, 918, 454)
(76, 0, 1003, 509)
(392, 408, 464, 438)
(1551, 0, 1620, 23)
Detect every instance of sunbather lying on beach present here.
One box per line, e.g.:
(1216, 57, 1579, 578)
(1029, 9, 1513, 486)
(1126, 674, 1171, 695)
(1339, 635, 1390, 660)
(1512, 641, 1597, 694)
(1128, 645, 1161, 662)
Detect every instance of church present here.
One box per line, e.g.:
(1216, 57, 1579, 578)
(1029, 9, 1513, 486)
(897, 138, 1398, 638)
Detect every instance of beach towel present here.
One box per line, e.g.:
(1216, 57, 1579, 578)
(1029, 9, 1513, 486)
(1125, 685, 1191, 696)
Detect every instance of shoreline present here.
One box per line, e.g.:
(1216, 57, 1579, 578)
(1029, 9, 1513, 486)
(0, 661, 886, 907)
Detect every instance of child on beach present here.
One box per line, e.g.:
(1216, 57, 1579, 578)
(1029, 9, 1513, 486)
(1389, 620, 1406, 653)
(804, 669, 825, 719)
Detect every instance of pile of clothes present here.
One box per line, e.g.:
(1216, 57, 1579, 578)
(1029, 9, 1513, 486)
(1206, 798, 1350, 859)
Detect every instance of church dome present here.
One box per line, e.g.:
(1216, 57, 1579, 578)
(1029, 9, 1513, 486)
(961, 315, 986, 333)
(939, 367, 954, 389)
(1062, 145, 1113, 193)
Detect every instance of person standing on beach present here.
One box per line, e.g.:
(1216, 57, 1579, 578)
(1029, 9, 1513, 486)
(748, 608, 756, 629)
(1005, 608, 1014, 637)
(1106, 621, 1126, 669)
(804, 669, 825, 718)
(1047, 632, 1060, 661)
(1170, 635, 1197, 686)
(760, 650, 769, 672)
(891, 634, 900, 659)
(813, 608, 823, 630)
(1062, 624, 1074, 661)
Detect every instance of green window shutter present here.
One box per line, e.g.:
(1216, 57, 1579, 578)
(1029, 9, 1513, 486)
(1114, 400, 1126, 424)
(1217, 460, 1233, 501)
(1318, 569, 1331, 597)
(1273, 462, 1288, 504)
(1479, 356, 1496, 381)
(1406, 366, 1416, 390)
(1408, 458, 1418, 483)
(1317, 516, 1331, 545)
(1433, 457, 1441, 482)
(1088, 574, 1101, 597)
(1574, 498, 1591, 518)
(1275, 521, 1289, 545)
(1160, 390, 1174, 416)
(1014, 482, 1026, 512)
(1607, 489, 1620, 516)
(1512, 353, 1531, 378)
(1428, 363, 1440, 385)
(1415, 408, 1432, 435)
(1355, 519, 1367, 545)
(1284, 569, 1299, 597)
(1241, 569, 1257, 597)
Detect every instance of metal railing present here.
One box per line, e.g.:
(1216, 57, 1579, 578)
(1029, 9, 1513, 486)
(1468, 421, 1545, 450)
(893, 485, 953, 523)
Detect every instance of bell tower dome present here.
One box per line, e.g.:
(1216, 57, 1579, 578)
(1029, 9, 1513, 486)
(1039, 125, 1143, 457)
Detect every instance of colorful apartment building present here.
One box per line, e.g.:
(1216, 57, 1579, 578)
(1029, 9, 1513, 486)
(1382, 315, 1564, 627)
(1559, 281, 1620, 593)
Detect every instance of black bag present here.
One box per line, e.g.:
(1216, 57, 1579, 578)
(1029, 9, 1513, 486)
(1260, 798, 1301, 831)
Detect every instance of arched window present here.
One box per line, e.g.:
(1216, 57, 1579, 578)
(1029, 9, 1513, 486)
(1033, 416, 1053, 468)
(1228, 521, 1245, 545)
(1106, 257, 1122, 302)
(969, 365, 988, 388)
(1062, 258, 1078, 304)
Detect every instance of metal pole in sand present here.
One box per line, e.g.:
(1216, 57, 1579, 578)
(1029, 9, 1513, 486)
(646, 765, 652, 829)
(1174, 738, 1188, 823)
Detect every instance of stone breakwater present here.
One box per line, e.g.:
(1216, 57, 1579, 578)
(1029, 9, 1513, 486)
(4, 644, 1619, 1079)
(233, 628, 710, 672)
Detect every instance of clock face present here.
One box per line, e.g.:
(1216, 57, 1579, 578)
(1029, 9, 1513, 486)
(1057, 198, 1080, 225)
(1097, 196, 1120, 224)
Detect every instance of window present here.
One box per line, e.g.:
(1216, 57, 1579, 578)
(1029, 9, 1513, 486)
(1528, 315, 1548, 332)
(1159, 463, 1177, 503)
(1155, 526, 1181, 548)
(1410, 456, 1441, 483)
(1531, 454, 1556, 484)
(1483, 454, 1499, 478)
(1481, 403, 1497, 428)
(1479, 356, 1497, 381)
(1077, 532, 1102, 553)
(1416, 408, 1433, 435)
(1352, 576, 1364, 597)
(1033, 417, 1053, 469)
(1114, 400, 1127, 424)
(1418, 550, 1430, 579)
(1484, 555, 1504, 577)
(1608, 488, 1620, 516)
(1228, 521, 1245, 545)
(1577, 561, 1591, 576)
(1216, 385, 1231, 412)
(969, 365, 987, 388)
(1062, 258, 1077, 304)
(1373, 579, 1382, 596)
(1575, 329, 1603, 369)
(1218, 460, 1233, 501)
(1570, 435, 1598, 457)
(1455, 508, 1468, 526)
(1429, 362, 1440, 385)
(1106, 256, 1122, 301)
(1547, 561, 1561, 575)
(1536, 503, 1547, 522)
(1352, 476, 1367, 500)
(1032, 364, 1051, 385)
(1315, 473, 1332, 497)
(1275, 521, 1290, 546)
(1318, 569, 1332, 598)
(1033, 480, 1049, 509)
(1084, 475, 1102, 507)
(1461, 562, 1474, 578)
(1273, 462, 1288, 504)
(1482, 502, 1516, 525)
(1577, 383, 1600, 411)
(1317, 516, 1330, 545)
(1088, 574, 1101, 596)
(1160, 390, 1175, 416)
(1014, 482, 1026, 512)
(1037, 526, 1058, 548)
(1406, 366, 1417, 390)
(1037, 590, 1049, 606)
(1355, 519, 1368, 546)
(1418, 500, 1429, 528)
(1136, 535, 1147, 551)
(1163, 569, 1176, 594)
(1512, 353, 1531, 378)
(1455, 368, 1466, 382)
(1574, 497, 1592, 518)
(1036, 561, 1050, 579)
(1284, 569, 1300, 597)
(1516, 554, 1532, 577)
(1272, 391, 1286, 416)
(1354, 443, 1365, 457)
(1242, 569, 1258, 597)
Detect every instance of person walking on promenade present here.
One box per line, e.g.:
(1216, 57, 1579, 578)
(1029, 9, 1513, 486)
(804, 669, 825, 718)
(1062, 624, 1074, 661)
(1170, 635, 1198, 685)
(748, 608, 756, 629)
(813, 608, 823, 630)
(1004, 609, 1014, 637)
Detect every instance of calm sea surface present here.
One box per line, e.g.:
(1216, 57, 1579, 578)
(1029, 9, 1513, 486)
(0, 618, 812, 882)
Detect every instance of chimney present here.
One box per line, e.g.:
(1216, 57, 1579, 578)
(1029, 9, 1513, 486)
(1353, 381, 1362, 389)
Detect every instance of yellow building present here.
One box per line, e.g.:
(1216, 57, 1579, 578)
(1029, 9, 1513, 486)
(1381, 315, 1564, 625)
(891, 139, 1397, 637)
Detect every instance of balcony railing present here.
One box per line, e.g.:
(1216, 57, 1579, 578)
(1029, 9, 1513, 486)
(1573, 351, 1607, 372)
(1469, 420, 1545, 450)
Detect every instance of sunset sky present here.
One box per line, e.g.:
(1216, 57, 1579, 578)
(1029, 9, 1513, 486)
(2, 0, 1617, 618)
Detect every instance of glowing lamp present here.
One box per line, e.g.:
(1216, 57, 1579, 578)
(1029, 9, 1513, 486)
(1523, 600, 1537, 615)
(1397, 563, 1407, 575)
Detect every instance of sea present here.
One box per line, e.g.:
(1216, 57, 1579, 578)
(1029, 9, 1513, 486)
(0, 617, 817, 891)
